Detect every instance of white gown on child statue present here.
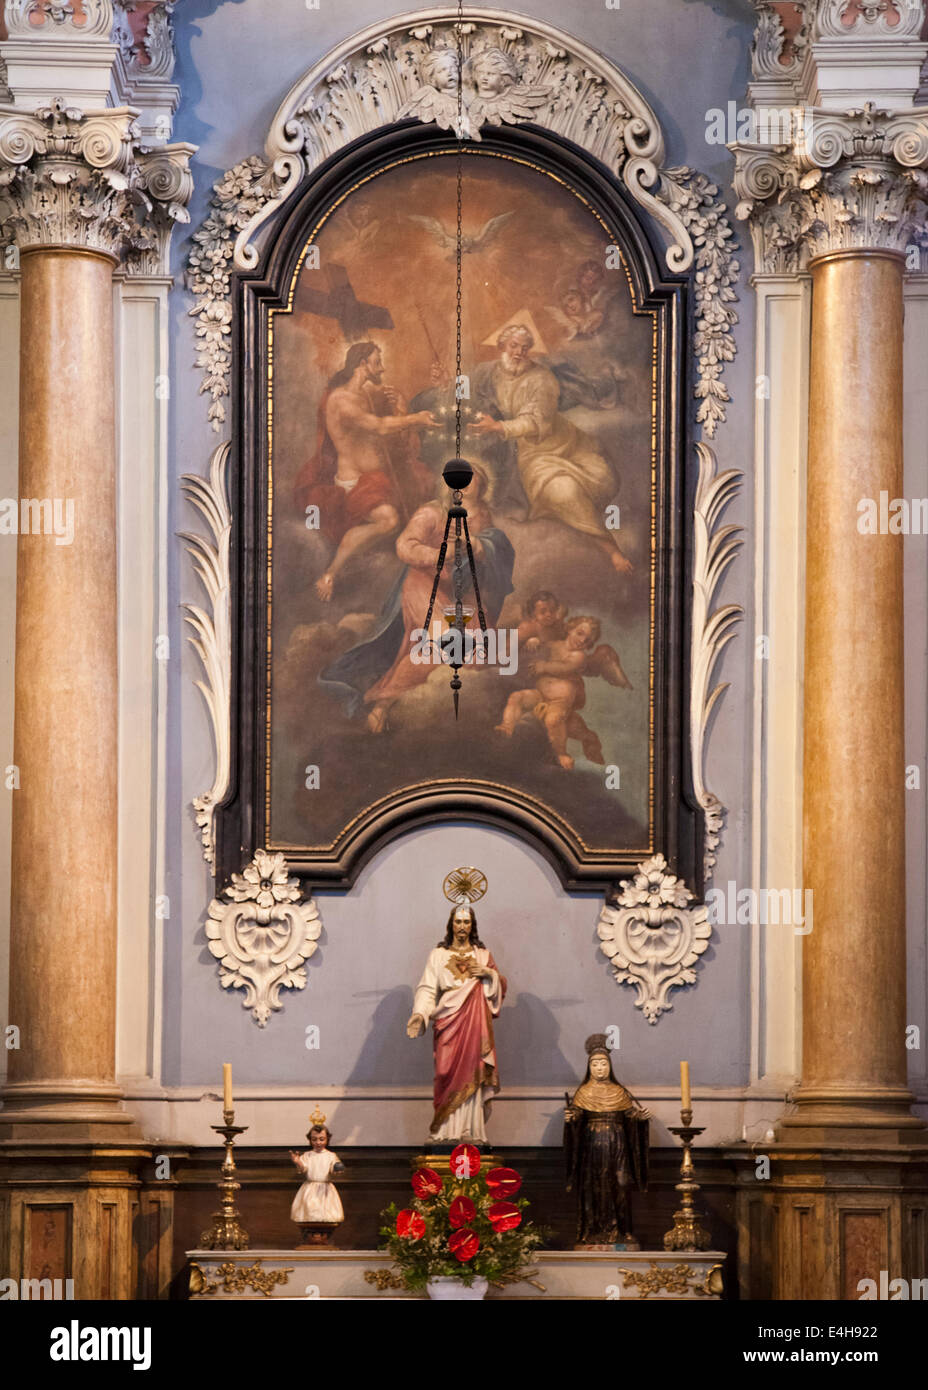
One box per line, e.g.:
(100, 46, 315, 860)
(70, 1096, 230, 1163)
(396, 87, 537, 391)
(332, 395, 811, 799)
(290, 1148, 344, 1223)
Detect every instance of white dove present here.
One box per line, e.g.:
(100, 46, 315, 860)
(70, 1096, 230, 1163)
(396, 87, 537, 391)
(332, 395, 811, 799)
(407, 211, 515, 258)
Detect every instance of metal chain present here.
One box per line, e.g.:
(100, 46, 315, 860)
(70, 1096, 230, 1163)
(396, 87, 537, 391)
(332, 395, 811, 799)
(454, 0, 464, 460)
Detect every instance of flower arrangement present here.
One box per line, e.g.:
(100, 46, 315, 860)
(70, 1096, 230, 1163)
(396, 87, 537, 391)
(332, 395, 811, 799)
(380, 1145, 545, 1292)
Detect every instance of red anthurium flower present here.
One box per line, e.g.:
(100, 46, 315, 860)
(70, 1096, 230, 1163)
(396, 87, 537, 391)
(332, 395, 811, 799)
(486, 1166, 522, 1197)
(448, 1228, 480, 1262)
(488, 1201, 522, 1233)
(448, 1195, 476, 1229)
(411, 1167, 443, 1199)
(449, 1143, 481, 1179)
(396, 1209, 426, 1240)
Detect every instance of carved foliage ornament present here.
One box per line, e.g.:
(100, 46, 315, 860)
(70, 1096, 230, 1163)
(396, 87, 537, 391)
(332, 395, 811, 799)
(750, 1, 809, 83)
(245, 10, 688, 276)
(189, 1261, 293, 1297)
(690, 442, 743, 877)
(4, 0, 114, 34)
(813, 0, 926, 39)
(618, 1262, 723, 1299)
(180, 442, 231, 866)
(732, 100, 928, 271)
(185, 17, 740, 438)
(597, 854, 712, 1023)
(205, 850, 322, 1027)
(0, 96, 193, 261)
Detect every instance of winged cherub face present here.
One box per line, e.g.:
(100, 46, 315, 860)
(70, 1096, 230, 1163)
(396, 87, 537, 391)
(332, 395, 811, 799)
(422, 49, 459, 94)
(532, 597, 560, 628)
(567, 618, 599, 651)
(468, 50, 517, 99)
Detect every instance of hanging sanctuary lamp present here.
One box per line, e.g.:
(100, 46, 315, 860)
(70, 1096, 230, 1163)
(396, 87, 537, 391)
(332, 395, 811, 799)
(419, 1, 488, 719)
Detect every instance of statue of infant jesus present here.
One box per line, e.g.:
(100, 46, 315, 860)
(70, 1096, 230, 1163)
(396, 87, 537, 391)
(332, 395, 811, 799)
(289, 1110, 344, 1243)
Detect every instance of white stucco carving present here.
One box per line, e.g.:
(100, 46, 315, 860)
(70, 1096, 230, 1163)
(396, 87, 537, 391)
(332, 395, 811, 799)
(205, 850, 322, 1027)
(0, 96, 192, 264)
(597, 854, 711, 1023)
(180, 443, 231, 867)
(691, 442, 744, 880)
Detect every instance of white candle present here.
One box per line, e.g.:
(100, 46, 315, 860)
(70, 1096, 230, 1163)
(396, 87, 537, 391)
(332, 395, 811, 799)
(680, 1060, 691, 1111)
(222, 1063, 233, 1111)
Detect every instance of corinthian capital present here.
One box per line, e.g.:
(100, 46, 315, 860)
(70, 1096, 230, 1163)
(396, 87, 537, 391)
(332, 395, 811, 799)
(732, 101, 928, 271)
(0, 95, 193, 267)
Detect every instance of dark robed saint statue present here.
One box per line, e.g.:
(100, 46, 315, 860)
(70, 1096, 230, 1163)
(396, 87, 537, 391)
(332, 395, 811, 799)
(564, 1034, 650, 1247)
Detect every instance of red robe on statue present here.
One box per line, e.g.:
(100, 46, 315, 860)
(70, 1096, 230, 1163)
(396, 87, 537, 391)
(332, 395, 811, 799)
(412, 945, 506, 1140)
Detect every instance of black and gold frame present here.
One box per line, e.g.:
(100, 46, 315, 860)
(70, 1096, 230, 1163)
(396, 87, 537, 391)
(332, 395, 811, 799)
(217, 121, 699, 893)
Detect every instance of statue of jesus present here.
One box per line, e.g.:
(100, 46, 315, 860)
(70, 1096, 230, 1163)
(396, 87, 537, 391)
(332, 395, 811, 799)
(406, 904, 506, 1143)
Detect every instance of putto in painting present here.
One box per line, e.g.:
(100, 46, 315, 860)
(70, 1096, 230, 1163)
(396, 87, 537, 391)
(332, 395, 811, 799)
(267, 152, 656, 862)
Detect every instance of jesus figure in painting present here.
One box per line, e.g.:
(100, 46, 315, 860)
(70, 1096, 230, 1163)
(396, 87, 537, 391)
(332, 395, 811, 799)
(406, 905, 506, 1144)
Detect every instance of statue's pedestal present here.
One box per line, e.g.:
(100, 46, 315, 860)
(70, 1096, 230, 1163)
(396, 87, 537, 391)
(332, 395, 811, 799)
(186, 1248, 726, 1300)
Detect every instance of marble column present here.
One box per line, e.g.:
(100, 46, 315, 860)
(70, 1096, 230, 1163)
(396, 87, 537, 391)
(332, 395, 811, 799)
(2, 244, 125, 1136)
(733, 103, 928, 1140)
(786, 246, 920, 1137)
(0, 100, 192, 1140)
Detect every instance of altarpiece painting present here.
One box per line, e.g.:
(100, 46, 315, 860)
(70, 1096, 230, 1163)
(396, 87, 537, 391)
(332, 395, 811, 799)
(217, 125, 698, 893)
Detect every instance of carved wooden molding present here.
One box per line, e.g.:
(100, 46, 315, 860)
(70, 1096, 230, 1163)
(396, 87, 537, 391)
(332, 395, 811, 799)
(205, 850, 322, 1027)
(597, 854, 711, 1023)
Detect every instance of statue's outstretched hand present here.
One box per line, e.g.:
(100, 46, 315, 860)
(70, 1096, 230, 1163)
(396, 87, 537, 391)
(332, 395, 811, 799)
(406, 1014, 425, 1039)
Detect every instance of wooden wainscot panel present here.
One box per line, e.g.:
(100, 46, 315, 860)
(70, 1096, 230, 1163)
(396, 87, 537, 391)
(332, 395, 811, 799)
(24, 1203, 73, 1286)
(902, 1199, 927, 1286)
(838, 1205, 889, 1302)
(782, 1197, 827, 1300)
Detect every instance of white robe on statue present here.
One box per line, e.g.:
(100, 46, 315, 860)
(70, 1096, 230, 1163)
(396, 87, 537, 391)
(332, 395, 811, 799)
(290, 1148, 344, 1223)
(413, 946, 505, 1144)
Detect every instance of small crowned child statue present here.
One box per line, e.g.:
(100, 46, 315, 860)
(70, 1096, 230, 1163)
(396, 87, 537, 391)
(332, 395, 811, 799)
(289, 1106, 345, 1245)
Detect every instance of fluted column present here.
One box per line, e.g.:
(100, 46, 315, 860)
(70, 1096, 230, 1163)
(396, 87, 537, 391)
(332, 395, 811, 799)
(0, 97, 192, 1138)
(733, 100, 928, 1138)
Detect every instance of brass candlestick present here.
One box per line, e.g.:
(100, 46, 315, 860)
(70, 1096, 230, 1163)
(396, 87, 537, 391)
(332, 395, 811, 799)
(662, 1107, 711, 1251)
(199, 1107, 250, 1250)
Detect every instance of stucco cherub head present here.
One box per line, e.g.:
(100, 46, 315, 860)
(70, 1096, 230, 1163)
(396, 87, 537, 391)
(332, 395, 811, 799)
(465, 47, 519, 100)
(420, 47, 459, 94)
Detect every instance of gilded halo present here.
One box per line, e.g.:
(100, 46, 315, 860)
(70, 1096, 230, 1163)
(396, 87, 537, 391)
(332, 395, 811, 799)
(442, 866, 488, 905)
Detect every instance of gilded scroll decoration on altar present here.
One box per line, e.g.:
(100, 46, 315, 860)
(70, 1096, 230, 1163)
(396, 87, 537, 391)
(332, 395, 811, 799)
(189, 1261, 293, 1297)
(205, 850, 322, 1027)
(618, 1261, 722, 1299)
